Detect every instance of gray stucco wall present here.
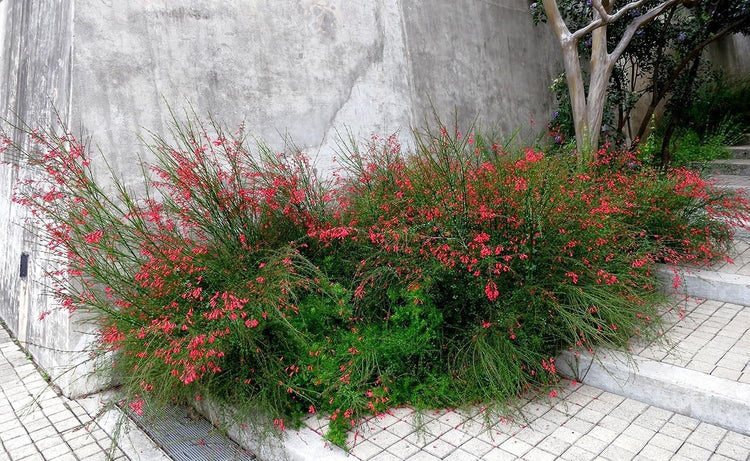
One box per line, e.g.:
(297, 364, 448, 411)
(0, 0, 564, 397)
(71, 0, 562, 177)
(401, 1, 561, 135)
(709, 34, 750, 78)
(0, 0, 103, 397)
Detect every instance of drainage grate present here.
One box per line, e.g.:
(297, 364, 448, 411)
(129, 404, 256, 461)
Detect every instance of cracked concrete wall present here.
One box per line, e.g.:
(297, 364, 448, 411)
(71, 0, 414, 179)
(1, 0, 565, 397)
(71, 0, 562, 179)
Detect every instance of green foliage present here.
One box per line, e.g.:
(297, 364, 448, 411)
(5, 114, 750, 449)
(643, 75, 750, 165)
(532, 0, 750, 156)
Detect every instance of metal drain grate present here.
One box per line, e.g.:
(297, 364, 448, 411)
(129, 404, 256, 461)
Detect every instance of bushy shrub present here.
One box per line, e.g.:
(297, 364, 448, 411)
(5, 115, 748, 447)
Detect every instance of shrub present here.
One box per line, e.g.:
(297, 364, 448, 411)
(4, 115, 748, 447)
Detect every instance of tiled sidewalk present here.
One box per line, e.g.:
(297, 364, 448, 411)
(0, 325, 167, 461)
(301, 380, 750, 460)
(705, 237, 750, 276)
(634, 297, 750, 384)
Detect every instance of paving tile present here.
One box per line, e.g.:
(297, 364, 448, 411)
(660, 421, 694, 440)
(622, 423, 656, 442)
(638, 443, 676, 460)
(39, 442, 73, 459)
(723, 432, 750, 450)
(370, 428, 402, 450)
(403, 452, 440, 461)
(513, 426, 547, 446)
(676, 442, 713, 461)
(3, 434, 33, 451)
(370, 451, 402, 461)
(521, 447, 557, 461)
(597, 414, 631, 432)
(422, 438, 456, 458)
(575, 433, 609, 454)
(387, 420, 415, 438)
(687, 422, 727, 451)
(386, 439, 420, 459)
(498, 437, 533, 457)
(708, 454, 738, 461)
(351, 439, 383, 459)
(560, 445, 599, 461)
(15, 454, 45, 461)
(715, 439, 750, 461)
(7, 442, 40, 460)
(588, 425, 619, 445)
(481, 447, 518, 461)
(0, 425, 28, 441)
(599, 443, 636, 461)
(458, 437, 492, 457)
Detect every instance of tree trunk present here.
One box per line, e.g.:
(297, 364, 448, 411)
(659, 117, 677, 168)
(561, 42, 590, 158)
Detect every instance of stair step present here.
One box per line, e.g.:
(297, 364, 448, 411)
(657, 265, 750, 305)
(711, 173, 750, 191)
(557, 297, 750, 436)
(703, 159, 750, 176)
(557, 350, 750, 436)
(728, 145, 750, 159)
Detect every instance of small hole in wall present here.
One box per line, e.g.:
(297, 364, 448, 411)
(20, 253, 29, 279)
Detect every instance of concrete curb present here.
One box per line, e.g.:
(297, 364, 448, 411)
(657, 264, 750, 306)
(555, 349, 750, 436)
(75, 392, 173, 461)
(194, 399, 350, 461)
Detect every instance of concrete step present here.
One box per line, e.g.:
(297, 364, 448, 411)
(711, 173, 750, 193)
(727, 145, 750, 159)
(557, 297, 750, 437)
(703, 159, 750, 176)
(657, 265, 750, 306)
(656, 234, 750, 304)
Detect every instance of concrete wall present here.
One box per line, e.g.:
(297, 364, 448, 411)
(0, 0, 564, 396)
(709, 34, 750, 78)
(401, 1, 560, 135)
(0, 0, 104, 397)
(71, 0, 562, 178)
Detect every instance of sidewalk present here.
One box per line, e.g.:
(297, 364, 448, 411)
(0, 324, 168, 461)
(296, 380, 750, 461)
(3, 304, 750, 461)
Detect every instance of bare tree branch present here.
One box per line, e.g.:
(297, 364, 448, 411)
(571, 19, 605, 41)
(541, 0, 573, 42)
(610, 0, 682, 63)
(572, 0, 649, 40)
(592, 0, 647, 24)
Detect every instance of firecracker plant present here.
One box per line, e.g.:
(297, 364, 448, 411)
(4, 114, 748, 447)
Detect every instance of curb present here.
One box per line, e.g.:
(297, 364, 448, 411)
(194, 399, 350, 461)
(555, 349, 750, 436)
